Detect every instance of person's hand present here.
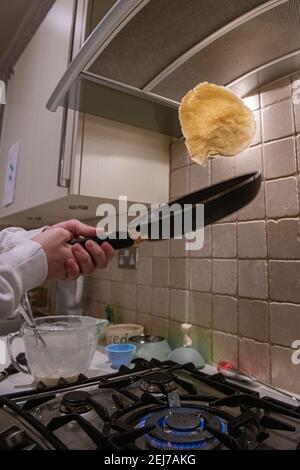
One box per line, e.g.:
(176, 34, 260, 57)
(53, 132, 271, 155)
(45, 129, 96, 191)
(32, 227, 79, 281)
(48, 219, 115, 276)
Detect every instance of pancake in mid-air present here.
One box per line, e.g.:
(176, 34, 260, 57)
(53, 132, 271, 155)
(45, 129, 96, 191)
(179, 82, 256, 166)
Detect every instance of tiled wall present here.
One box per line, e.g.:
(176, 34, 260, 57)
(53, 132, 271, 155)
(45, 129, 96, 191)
(84, 72, 300, 393)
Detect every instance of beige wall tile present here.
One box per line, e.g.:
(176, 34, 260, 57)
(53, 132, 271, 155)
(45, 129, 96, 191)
(296, 135, 300, 172)
(265, 177, 299, 218)
(190, 326, 212, 362)
(110, 257, 124, 282)
(237, 184, 265, 221)
(211, 157, 234, 185)
(271, 345, 300, 393)
(213, 332, 238, 366)
(137, 285, 152, 314)
(123, 283, 137, 310)
(152, 287, 169, 318)
(170, 140, 189, 170)
(269, 261, 300, 303)
(152, 258, 169, 287)
(235, 145, 262, 174)
(85, 277, 99, 302)
(189, 162, 210, 192)
(153, 240, 170, 257)
(138, 242, 152, 257)
(239, 299, 268, 342)
(270, 302, 300, 347)
(122, 309, 137, 324)
(239, 338, 270, 382)
(110, 281, 124, 307)
(263, 137, 296, 180)
(151, 317, 170, 340)
(237, 221, 266, 259)
(261, 78, 291, 108)
(212, 295, 237, 334)
(267, 219, 300, 259)
(238, 260, 268, 300)
(190, 259, 211, 292)
(122, 268, 137, 284)
(212, 223, 236, 258)
(170, 238, 188, 257)
(262, 100, 294, 142)
(212, 259, 237, 296)
(136, 313, 151, 335)
(170, 258, 189, 289)
(85, 300, 105, 318)
(95, 260, 112, 280)
(189, 226, 211, 258)
(170, 289, 189, 322)
(189, 291, 211, 328)
(218, 212, 237, 223)
(98, 280, 111, 304)
(170, 166, 189, 199)
(169, 321, 183, 349)
(137, 257, 152, 285)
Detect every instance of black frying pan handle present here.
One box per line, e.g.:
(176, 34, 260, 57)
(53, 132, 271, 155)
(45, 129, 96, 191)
(67, 232, 135, 250)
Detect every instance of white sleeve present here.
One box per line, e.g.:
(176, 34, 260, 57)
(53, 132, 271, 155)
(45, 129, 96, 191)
(0, 237, 48, 319)
(0, 227, 46, 254)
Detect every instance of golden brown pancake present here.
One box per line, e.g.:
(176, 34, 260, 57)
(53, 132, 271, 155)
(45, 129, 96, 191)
(179, 82, 256, 166)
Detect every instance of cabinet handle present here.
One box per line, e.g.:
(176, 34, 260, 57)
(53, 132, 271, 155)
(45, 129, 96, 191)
(57, 107, 71, 187)
(57, 0, 83, 188)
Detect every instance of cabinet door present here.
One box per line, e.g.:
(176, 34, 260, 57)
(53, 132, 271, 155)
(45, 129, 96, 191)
(0, 0, 76, 218)
(79, 114, 171, 204)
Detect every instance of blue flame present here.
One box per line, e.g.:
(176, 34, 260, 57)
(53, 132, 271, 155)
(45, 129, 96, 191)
(137, 412, 228, 450)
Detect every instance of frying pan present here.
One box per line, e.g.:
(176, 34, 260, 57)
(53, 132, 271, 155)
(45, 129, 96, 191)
(68, 171, 261, 250)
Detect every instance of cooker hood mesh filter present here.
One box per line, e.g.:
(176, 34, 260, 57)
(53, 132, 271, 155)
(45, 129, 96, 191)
(87, 0, 266, 89)
(49, 0, 300, 137)
(152, 0, 300, 101)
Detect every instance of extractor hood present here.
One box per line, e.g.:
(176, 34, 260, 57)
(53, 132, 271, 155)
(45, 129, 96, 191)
(47, 0, 300, 137)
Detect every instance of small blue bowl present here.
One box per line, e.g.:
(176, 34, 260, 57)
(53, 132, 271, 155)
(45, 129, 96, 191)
(105, 343, 136, 369)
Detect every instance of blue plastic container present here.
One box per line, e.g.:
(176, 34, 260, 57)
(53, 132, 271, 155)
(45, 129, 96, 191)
(105, 343, 136, 369)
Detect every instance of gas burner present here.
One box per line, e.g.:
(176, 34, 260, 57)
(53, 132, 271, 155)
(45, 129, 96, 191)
(140, 372, 177, 394)
(1, 360, 298, 450)
(139, 407, 227, 450)
(60, 391, 92, 415)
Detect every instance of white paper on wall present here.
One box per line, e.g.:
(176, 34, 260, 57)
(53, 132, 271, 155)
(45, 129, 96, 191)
(2, 141, 20, 207)
(0, 81, 6, 104)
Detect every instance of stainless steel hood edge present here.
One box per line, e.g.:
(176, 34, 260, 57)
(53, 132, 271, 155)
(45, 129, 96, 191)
(47, 0, 150, 111)
(47, 0, 300, 124)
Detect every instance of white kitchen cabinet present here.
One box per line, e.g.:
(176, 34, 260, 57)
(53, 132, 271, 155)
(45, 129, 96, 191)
(77, 114, 170, 203)
(0, 0, 76, 220)
(0, 0, 171, 228)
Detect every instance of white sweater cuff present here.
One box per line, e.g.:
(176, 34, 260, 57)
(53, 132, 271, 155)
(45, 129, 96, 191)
(2, 240, 48, 292)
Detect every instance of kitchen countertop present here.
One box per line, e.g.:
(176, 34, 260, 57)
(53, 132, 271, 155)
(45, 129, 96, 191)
(1, 335, 299, 405)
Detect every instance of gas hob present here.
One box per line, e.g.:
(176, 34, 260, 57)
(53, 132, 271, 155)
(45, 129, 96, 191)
(1, 359, 300, 450)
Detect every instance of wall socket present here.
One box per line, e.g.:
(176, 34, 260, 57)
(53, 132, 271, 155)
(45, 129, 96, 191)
(118, 247, 138, 269)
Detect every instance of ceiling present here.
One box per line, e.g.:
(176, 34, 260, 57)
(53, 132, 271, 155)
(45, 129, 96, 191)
(0, 0, 55, 79)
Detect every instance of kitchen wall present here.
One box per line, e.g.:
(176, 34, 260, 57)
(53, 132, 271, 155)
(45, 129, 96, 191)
(84, 72, 300, 393)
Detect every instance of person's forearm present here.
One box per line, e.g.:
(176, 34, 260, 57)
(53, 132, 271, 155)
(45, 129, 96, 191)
(0, 240, 47, 319)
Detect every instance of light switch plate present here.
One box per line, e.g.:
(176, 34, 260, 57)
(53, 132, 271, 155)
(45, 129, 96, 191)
(118, 247, 138, 269)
